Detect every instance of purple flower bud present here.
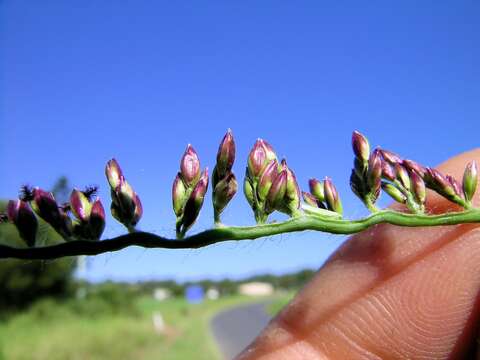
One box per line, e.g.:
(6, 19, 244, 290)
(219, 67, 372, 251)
(352, 131, 370, 163)
(381, 183, 406, 204)
(180, 144, 201, 186)
(367, 150, 382, 190)
(7, 200, 38, 247)
(213, 172, 238, 215)
(266, 170, 287, 213)
(105, 157, 142, 228)
(181, 168, 209, 232)
(116, 179, 135, 212)
(247, 139, 277, 179)
(257, 160, 278, 202)
(426, 168, 456, 198)
(309, 178, 325, 202)
(446, 174, 462, 197)
(410, 171, 426, 205)
(402, 159, 427, 178)
(395, 164, 411, 191)
(132, 193, 143, 226)
(302, 191, 319, 208)
(105, 158, 124, 190)
(89, 198, 106, 240)
(70, 189, 92, 222)
(382, 161, 396, 181)
(463, 161, 478, 202)
(324, 177, 342, 215)
(281, 159, 301, 212)
(215, 129, 236, 178)
(112, 178, 142, 227)
(31, 188, 64, 231)
(379, 149, 402, 165)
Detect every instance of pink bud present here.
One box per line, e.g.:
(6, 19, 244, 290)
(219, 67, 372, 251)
(309, 178, 325, 202)
(180, 144, 201, 186)
(105, 158, 124, 189)
(7, 199, 38, 247)
(426, 168, 456, 197)
(379, 149, 402, 164)
(367, 150, 382, 189)
(70, 189, 92, 222)
(31, 188, 63, 231)
(324, 177, 342, 215)
(89, 198, 106, 240)
(402, 159, 427, 178)
(181, 168, 209, 232)
(281, 159, 301, 212)
(302, 191, 319, 208)
(411, 171, 426, 204)
(132, 194, 143, 226)
(247, 139, 277, 178)
(266, 170, 287, 213)
(213, 172, 238, 215)
(215, 129, 236, 178)
(382, 161, 396, 181)
(257, 159, 278, 202)
(352, 131, 370, 163)
(446, 174, 462, 197)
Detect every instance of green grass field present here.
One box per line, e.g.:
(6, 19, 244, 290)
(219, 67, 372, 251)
(0, 294, 284, 360)
(266, 291, 295, 316)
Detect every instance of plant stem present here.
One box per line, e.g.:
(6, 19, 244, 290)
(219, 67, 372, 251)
(2, 209, 480, 260)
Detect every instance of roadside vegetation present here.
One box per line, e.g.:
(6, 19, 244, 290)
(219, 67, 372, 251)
(0, 294, 262, 360)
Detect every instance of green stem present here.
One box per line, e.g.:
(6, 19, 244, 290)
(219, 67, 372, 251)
(2, 209, 480, 260)
(364, 196, 379, 213)
(213, 210, 221, 225)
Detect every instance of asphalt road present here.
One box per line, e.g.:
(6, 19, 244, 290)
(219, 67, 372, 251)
(211, 301, 272, 360)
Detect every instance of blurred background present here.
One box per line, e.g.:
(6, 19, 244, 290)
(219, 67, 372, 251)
(1, 1, 479, 359)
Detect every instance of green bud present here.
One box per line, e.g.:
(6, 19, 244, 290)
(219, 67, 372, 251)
(309, 178, 325, 202)
(243, 169, 255, 208)
(395, 164, 411, 191)
(381, 182, 406, 203)
(463, 161, 478, 202)
(172, 173, 187, 217)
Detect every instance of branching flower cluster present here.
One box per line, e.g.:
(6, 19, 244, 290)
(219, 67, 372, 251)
(349, 131, 477, 214)
(1, 130, 479, 260)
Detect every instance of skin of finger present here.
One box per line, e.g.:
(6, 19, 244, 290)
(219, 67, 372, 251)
(237, 149, 480, 360)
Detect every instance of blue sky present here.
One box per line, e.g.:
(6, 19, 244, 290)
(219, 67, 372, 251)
(1, 1, 479, 282)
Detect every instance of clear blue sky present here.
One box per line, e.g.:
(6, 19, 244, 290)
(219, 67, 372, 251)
(1, 1, 479, 282)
